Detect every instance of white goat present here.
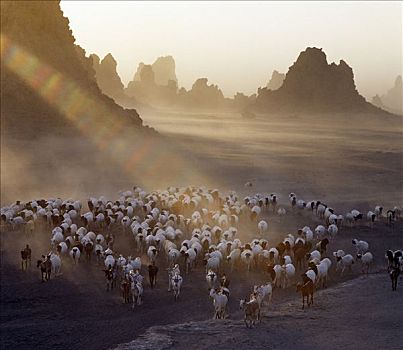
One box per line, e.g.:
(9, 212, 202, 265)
(147, 245, 158, 264)
(352, 239, 369, 254)
(69, 247, 80, 264)
(171, 273, 183, 301)
(356, 252, 373, 274)
(226, 248, 241, 271)
(184, 248, 197, 274)
(253, 282, 273, 308)
(209, 288, 228, 319)
(104, 254, 115, 268)
(336, 254, 354, 275)
(49, 253, 62, 276)
(257, 220, 268, 236)
(206, 256, 220, 273)
(315, 225, 326, 239)
(241, 249, 253, 272)
(280, 264, 295, 288)
(206, 269, 218, 289)
(327, 224, 338, 239)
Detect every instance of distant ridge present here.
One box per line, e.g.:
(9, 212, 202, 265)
(253, 47, 386, 113)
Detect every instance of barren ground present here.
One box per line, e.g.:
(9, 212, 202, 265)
(1, 109, 403, 349)
(1, 209, 402, 350)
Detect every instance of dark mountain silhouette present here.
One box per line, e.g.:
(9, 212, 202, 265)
(266, 70, 285, 90)
(1, 0, 152, 135)
(87, 46, 389, 115)
(254, 47, 383, 113)
(372, 76, 402, 115)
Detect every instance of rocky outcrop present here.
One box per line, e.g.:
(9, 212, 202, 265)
(90, 52, 139, 108)
(254, 47, 381, 113)
(124, 56, 178, 107)
(151, 56, 177, 86)
(177, 78, 225, 109)
(131, 56, 177, 86)
(91, 53, 124, 99)
(232, 92, 256, 111)
(1, 1, 95, 90)
(371, 95, 385, 110)
(1, 0, 150, 135)
(132, 62, 145, 83)
(372, 76, 402, 115)
(125, 64, 177, 106)
(266, 70, 285, 90)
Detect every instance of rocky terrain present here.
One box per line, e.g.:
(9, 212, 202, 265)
(90, 47, 396, 116)
(266, 70, 285, 91)
(1, 0, 150, 135)
(372, 76, 402, 116)
(90, 53, 137, 108)
(254, 47, 387, 113)
(129, 56, 177, 86)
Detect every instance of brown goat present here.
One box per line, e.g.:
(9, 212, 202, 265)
(121, 277, 131, 303)
(240, 297, 260, 328)
(296, 280, 314, 309)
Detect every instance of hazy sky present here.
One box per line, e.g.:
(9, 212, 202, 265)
(61, 1, 402, 99)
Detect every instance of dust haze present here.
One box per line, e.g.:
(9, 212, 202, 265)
(1, 2, 403, 350)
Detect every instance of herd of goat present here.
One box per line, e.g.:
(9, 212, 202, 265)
(1, 186, 402, 328)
